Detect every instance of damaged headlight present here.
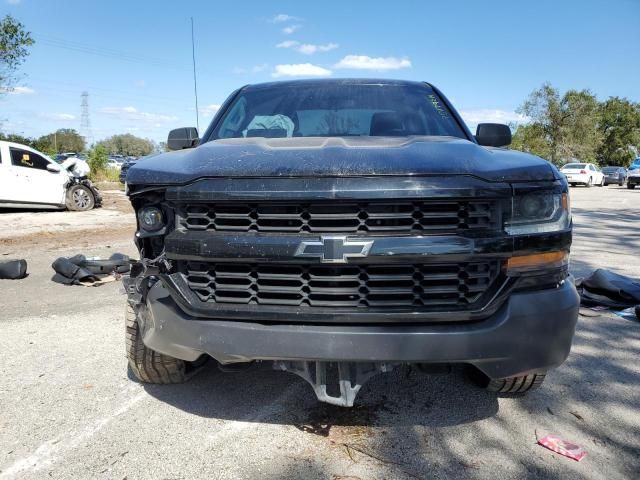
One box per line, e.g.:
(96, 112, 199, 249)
(505, 193, 571, 235)
(138, 206, 165, 232)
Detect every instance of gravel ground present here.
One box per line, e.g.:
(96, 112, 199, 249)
(0, 185, 638, 480)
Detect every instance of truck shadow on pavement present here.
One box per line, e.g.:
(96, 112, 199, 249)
(140, 363, 499, 428)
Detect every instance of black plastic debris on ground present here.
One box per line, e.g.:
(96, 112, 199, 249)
(0, 259, 27, 279)
(51, 253, 130, 286)
(576, 269, 640, 321)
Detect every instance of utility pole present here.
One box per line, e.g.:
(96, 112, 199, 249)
(191, 17, 200, 132)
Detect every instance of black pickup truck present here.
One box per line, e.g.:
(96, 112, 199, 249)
(124, 79, 579, 406)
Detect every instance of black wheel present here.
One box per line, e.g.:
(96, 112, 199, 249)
(66, 184, 95, 211)
(126, 304, 201, 384)
(619, 180, 624, 186)
(586, 177, 593, 188)
(467, 367, 546, 394)
(628, 184, 636, 190)
(569, 183, 576, 187)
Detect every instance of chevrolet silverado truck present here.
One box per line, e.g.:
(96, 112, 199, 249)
(123, 79, 579, 407)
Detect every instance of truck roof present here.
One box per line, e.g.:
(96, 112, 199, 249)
(243, 78, 430, 91)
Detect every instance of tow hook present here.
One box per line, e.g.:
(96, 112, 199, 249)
(274, 361, 395, 407)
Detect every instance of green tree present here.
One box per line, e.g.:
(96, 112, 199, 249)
(596, 97, 640, 167)
(511, 123, 550, 160)
(0, 131, 36, 147)
(97, 133, 155, 156)
(87, 144, 108, 173)
(514, 83, 600, 166)
(0, 15, 34, 93)
(35, 129, 86, 154)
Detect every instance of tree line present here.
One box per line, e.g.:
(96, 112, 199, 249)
(0, 129, 159, 157)
(511, 83, 640, 167)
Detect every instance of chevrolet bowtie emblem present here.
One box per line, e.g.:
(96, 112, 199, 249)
(294, 236, 374, 263)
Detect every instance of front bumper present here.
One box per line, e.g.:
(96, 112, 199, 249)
(137, 277, 579, 380)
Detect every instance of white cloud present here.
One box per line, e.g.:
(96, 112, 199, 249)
(282, 25, 301, 35)
(459, 109, 528, 126)
(99, 106, 178, 123)
(200, 104, 221, 116)
(277, 40, 338, 55)
(271, 14, 298, 23)
(39, 113, 76, 121)
(272, 63, 332, 78)
(299, 43, 338, 55)
(276, 40, 298, 49)
(233, 64, 268, 74)
(334, 55, 412, 71)
(134, 80, 146, 88)
(6, 0, 22, 5)
(0, 86, 35, 95)
(251, 63, 268, 73)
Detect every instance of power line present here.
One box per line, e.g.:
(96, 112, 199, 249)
(34, 33, 224, 76)
(26, 77, 196, 107)
(36, 34, 189, 71)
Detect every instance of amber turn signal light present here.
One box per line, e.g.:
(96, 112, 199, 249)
(506, 251, 569, 273)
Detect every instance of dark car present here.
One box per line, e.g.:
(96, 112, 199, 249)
(119, 158, 137, 183)
(122, 79, 578, 406)
(602, 166, 627, 186)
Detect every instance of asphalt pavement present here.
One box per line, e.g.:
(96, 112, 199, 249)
(0, 185, 639, 480)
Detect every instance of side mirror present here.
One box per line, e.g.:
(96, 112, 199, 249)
(475, 123, 512, 147)
(167, 127, 199, 150)
(47, 163, 62, 173)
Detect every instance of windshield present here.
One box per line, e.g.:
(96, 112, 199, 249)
(212, 83, 466, 140)
(562, 163, 586, 169)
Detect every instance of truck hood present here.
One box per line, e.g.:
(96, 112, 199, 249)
(127, 136, 557, 185)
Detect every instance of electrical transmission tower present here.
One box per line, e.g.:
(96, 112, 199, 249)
(80, 91, 94, 147)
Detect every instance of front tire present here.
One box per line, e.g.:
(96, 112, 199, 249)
(66, 184, 95, 211)
(126, 304, 194, 384)
(628, 184, 636, 190)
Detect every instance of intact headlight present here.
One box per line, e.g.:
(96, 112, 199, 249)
(505, 193, 571, 235)
(138, 206, 165, 231)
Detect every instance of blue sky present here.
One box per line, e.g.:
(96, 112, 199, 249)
(1, 0, 639, 143)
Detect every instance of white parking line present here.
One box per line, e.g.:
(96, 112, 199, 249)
(0, 387, 146, 479)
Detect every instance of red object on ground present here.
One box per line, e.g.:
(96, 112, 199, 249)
(538, 434, 587, 462)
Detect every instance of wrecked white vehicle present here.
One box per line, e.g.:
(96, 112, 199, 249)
(0, 140, 101, 211)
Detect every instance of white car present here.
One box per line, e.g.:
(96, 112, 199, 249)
(0, 140, 99, 210)
(560, 162, 605, 187)
(107, 158, 122, 170)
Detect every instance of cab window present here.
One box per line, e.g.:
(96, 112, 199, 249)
(9, 148, 50, 171)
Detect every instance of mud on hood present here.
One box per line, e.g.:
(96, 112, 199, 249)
(126, 136, 556, 185)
